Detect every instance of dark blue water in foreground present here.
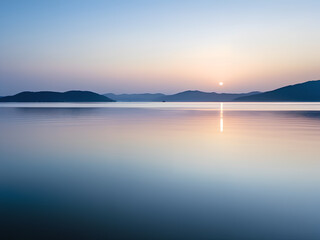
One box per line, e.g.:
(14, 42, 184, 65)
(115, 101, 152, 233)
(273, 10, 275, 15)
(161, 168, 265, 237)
(1, 103, 320, 239)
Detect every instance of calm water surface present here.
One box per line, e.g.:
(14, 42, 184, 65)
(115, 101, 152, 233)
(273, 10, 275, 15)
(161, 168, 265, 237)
(1, 102, 320, 239)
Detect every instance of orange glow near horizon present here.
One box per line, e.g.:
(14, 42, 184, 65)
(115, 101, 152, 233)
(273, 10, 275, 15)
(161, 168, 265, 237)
(0, 1, 320, 95)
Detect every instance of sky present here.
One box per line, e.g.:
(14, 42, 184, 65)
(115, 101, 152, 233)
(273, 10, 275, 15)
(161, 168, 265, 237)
(0, 0, 319, 95)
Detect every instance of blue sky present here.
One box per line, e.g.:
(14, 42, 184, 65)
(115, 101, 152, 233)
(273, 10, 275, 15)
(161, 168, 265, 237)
(0, 0, 319, 95)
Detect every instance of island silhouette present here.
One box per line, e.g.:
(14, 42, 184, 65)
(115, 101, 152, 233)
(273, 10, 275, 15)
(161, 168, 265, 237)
(235, 80, 320, 102)
(0, 80, 319, 102)
(0, 91, 114, 102)
(105, 80, 320, 102)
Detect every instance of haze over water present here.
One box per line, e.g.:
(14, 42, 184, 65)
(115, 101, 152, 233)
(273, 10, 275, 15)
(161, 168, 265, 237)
(1, 102, 320, 239)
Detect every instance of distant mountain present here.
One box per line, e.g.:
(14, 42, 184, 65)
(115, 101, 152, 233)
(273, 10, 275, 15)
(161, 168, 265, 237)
(5, 80, 319, 103)
(104, 93, 166, 102)
(236, 80, 320, 102)
(0, 91, 115, 102)
(159, 90, 260, 102)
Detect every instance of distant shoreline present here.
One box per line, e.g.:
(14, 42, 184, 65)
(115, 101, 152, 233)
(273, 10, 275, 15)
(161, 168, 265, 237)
(1, 80, 320, 102)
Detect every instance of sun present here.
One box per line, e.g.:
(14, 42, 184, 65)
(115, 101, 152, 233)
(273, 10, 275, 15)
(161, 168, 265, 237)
(219, 82, 224, 86)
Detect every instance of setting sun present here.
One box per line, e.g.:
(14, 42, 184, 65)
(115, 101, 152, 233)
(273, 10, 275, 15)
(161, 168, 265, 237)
(219, 82, 224, 86)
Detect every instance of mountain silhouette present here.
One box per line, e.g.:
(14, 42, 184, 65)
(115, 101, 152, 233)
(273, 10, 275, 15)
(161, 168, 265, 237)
(236, 80, 320, 102)
(159, 90, 260, 102)
(2, 80, 320, 102)
(104, 93, 166, 102)
(0, 91, 115, 102)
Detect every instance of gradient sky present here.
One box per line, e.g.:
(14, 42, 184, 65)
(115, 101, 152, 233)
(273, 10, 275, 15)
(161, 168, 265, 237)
(0, 0, 319, 95)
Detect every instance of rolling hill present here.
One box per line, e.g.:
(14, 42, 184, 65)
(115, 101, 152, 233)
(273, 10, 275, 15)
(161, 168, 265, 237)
(104, 93, 166, 102)
(159, 90, 260, 102)
(0, 91, 115, 102)
(236, 80, 320, 102)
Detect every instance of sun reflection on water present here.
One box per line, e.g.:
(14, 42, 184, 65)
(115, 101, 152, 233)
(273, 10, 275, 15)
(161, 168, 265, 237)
(220, 102, 223, 133)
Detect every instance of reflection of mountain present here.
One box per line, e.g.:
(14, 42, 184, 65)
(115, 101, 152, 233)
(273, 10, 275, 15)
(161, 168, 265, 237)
(280, 111, 320, 120)
(236, 80, 320, 102)
(0, 91, 115, 102)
